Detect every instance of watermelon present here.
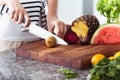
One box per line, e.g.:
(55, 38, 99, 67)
(91, 24, 120, 44)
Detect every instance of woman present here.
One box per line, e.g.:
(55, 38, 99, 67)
(0, 0, 67, 51)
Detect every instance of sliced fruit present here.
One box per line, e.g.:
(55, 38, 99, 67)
(72, 21, 88, 38)
(91, 24, 120, 44)
(45, 36, 56, 48)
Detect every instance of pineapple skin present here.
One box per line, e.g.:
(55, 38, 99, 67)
(71, 14, 100, 44)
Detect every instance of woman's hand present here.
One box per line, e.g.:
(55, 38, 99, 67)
(47, 0, 67, 38)
(4, 0, 30, 27)
(47, 17, 67, 38)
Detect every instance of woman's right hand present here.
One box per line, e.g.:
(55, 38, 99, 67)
(4, 0, 30, 27)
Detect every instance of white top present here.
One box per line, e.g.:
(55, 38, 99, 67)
(0, 0, 47, 41)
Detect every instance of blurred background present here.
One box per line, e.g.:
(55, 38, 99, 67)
(58, 0, 107, 25)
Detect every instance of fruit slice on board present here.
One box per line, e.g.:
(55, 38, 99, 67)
(91, 24, 120, 44)
(45, 36, 56, 48)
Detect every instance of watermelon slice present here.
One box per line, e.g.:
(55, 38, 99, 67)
(91, 24, 120, 44)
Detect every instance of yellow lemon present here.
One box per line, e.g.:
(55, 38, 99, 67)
(108, 56, 114, 60)
(91, 54, 105, 66)
(114, 51, 120, 58)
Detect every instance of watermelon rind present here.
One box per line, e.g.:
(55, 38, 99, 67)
(90, 24, 120, 44)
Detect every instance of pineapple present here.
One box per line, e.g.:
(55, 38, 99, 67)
(71, 14, 100, 44)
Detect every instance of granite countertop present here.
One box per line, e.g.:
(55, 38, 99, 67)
(0, 49, 90, 80)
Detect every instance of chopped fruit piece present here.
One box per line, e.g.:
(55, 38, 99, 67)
(45, 36, 56, 48)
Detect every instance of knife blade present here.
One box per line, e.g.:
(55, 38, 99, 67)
(29, 23, 68, 45)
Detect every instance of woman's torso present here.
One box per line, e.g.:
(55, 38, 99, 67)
(0, 0, 47, 41)
(0, 0, 47, 27)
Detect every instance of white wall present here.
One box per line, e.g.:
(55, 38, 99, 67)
(58, 0, 83, 24)
(58, 0, 107, 25)
(81, 0, 107, 24)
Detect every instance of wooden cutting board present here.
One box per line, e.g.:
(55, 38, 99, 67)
(16, 40, 120, 69)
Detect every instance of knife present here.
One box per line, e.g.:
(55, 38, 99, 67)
(29, 23, 68, 45)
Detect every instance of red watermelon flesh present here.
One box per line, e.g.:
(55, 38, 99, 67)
(91, 24, 120, 44)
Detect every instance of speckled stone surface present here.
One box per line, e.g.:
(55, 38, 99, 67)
(0, 49, 90, 80)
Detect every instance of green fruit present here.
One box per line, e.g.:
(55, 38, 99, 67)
(45, 36, 56, 48)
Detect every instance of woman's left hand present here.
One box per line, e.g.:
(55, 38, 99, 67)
(5, 0, 30, 27)
(47, 17, 67, 38)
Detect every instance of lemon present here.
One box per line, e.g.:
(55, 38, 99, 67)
(108, 56, 114, 60)
(114, 51, 120, 58)
(91, 54, 105, 66)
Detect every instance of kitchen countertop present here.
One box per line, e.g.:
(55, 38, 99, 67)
(0, 49, 90, 80)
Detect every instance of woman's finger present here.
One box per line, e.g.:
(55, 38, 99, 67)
(24, 13, 30, 27)
(9, 9, 15, 20)
(17, 11, 24, 24)
(12, 9, 19, 22)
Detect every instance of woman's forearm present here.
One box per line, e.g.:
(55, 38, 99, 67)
(45, 0, 67, 37)
(47, 0, 58, 18)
